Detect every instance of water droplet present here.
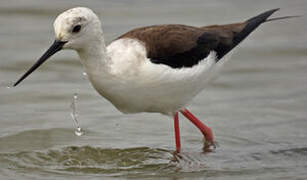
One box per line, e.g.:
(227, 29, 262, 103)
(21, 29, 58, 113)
(70, 93, 84, 136)
(75, 127, 84, 136)
(0, 82, 13, 89)
(73, 93, 78, 100)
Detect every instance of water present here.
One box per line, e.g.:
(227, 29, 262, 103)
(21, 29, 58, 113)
(70, 93, 85, 136)
(0, 0, 307, 179)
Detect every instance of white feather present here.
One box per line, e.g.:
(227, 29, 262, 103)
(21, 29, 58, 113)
(86, 38, 219, 115)
(54, 7, 227, 116)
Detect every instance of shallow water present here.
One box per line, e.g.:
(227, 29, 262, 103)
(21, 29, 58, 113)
(1, 0, 307, 179)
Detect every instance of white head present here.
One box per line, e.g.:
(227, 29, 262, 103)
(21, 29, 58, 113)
(54, 7, 103, 50)
(14, 7, 104, 86)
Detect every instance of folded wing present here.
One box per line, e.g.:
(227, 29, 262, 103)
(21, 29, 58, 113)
(117, 9, 279, 68)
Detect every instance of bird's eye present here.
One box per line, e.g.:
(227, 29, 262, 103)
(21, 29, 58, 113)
(72, 25, 81, 33)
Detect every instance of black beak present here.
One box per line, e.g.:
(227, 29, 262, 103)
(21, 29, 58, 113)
(13, 40, 67, 86)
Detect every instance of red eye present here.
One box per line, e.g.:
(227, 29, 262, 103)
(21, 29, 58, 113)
(72, 25, 81, 33)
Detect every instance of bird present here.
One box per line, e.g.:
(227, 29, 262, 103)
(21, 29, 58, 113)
(13, 7, 297, 153)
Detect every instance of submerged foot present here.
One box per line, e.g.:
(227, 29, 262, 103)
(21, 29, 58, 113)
(203, 138, 218, 152)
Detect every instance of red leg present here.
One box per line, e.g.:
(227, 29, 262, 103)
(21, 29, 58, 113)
(174, 112, 181, 153)
(180, 108, 215, 149)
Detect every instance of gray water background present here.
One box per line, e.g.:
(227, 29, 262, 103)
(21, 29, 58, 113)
(0, 0, 307, 179)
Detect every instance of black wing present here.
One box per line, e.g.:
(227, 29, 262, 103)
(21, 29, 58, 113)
(118, 9, 279, 68)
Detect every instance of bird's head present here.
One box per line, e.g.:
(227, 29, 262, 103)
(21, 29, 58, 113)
(54, 7, 102, 50)
(14, 7, 102, 86)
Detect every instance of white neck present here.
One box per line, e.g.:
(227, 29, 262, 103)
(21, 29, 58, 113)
(77, 36, 108, 75)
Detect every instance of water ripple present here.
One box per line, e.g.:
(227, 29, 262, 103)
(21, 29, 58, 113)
(0, 146, 176, 176)
(1, 144, 307, 178)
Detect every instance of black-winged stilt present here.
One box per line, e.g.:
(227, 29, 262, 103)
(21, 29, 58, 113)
(13, 7, 296, 153)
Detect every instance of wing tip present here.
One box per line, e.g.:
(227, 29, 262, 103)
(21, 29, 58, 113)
(247, 8, 280, 23)
(217, 9, 280, 60)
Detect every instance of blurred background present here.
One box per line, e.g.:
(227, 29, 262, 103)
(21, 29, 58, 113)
(0, 0, 306, 179)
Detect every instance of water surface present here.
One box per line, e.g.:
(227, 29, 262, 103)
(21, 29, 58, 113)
(0, 0, 307, 179)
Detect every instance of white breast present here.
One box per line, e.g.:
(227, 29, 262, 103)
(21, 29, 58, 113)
(89, 38, 219, 115)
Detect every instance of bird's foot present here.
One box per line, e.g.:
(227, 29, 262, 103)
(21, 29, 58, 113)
(172, 150, 182, 160)
(203, 139, 218, 152)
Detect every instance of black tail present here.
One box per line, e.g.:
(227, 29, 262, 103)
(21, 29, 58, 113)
(216, 9, 279, 60)
(232, 8, 279, 47)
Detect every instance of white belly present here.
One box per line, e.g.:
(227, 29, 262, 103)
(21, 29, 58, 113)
(87, 38, 220, 115)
